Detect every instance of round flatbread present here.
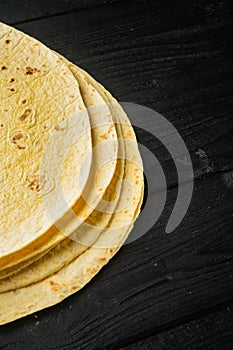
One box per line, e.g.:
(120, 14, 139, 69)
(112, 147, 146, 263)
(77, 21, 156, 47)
(0, 22, 93, 265)
(0, 65, 144, 325)
(0, 61, 125, 290)
(0, 27, 119, 272)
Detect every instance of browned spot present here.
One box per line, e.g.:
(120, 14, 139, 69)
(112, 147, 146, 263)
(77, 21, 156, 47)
(71, 286, 78, 291)
(135, 180, 139, 185)
(22, 99, 27, 104)
(70, 94, 74, 98)
(10, 78, 15, 83)
(86, 268, 97, 274)
(12, 133, 25, 150)
(13, 133, 23, 141)
(55, 125, 65, 131)
(25, 66, 40, 75)
(124, 210, 128, 214)
(16, 67, 19, 70)
(0, 124, 3, 127)
(1, 66, 7, 70)
(5, 39, 10, 44)
(51, 285, 60, 291)
(49, 281, 56, 286)
(107, 124, 114, 134)
(100, 133, 108, 140)
(10, 88, 15, 92)
(98, 257, 106, 262)
(27, 175, 41, 192)
(49, 280, 60, 292)
(20, 109, 32, 121)
(110, 249, 113, 253)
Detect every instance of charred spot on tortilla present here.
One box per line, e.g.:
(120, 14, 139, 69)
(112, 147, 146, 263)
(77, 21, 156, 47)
(12, 132, 28, 150)
(27, 176, 41, 193)
(20, 109, 32, 121)
(25, 66, 41, 75)
(12, 133, 23, 142)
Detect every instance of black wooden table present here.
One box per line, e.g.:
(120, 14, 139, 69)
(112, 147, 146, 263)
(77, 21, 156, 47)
(0, 0, 232, 349)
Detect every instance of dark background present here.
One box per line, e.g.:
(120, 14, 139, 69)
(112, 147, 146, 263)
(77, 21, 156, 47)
(0, 0, 233, 349)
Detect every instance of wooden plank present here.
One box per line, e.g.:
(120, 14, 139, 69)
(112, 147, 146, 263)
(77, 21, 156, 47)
(0, 172, 232, 348)
(8, 0, 233, 186)
(0, 1, 232, 349)
(123, 307, 233, 349)
(1, 0, 126, 24)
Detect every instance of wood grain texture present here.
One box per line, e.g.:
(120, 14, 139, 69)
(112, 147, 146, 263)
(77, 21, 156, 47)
(0, 0, 126, 24)
(0, 0, 232, 349)
(123, 307, 233, 349)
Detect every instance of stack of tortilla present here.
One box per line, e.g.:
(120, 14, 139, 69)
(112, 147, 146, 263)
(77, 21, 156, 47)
(0, 22, 144, 325)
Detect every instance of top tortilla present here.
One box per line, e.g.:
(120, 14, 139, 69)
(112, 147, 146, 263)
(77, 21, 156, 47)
(0, 28, 119, 272)
(0, 22, 92, 259)
(0, 60, 126, 291)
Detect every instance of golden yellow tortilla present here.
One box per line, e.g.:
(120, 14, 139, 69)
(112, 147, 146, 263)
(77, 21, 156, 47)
(0, 22, 92, 264)
(0, 61, 125, 290)
(0, 67, 144, 324)
(0, 24, 119, 272)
